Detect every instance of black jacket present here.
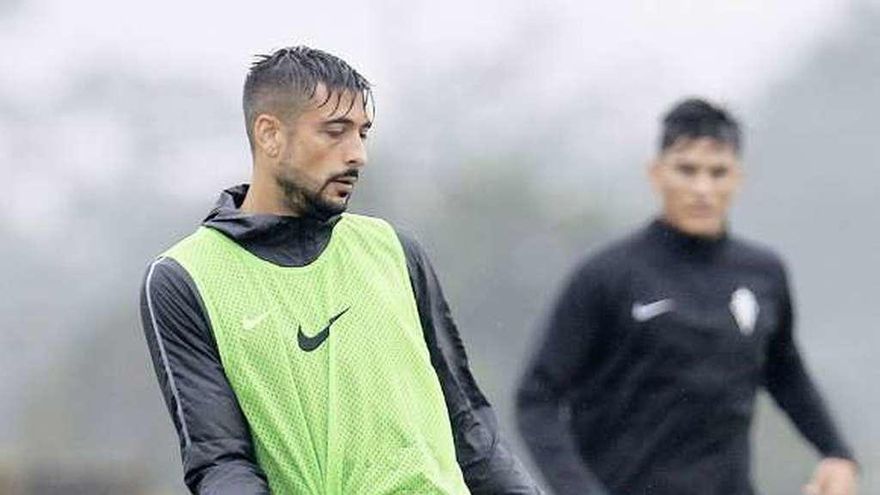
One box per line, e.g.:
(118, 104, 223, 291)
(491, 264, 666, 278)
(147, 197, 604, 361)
(516, 220, 854, 495)
(140, 185, 540, 494)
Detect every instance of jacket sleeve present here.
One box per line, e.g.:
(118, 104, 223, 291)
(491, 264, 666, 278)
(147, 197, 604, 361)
(763, 264, 856, 461)
(397, 232, 543, 495)
(140, 257, 270, 495)
(515, 260, 611, 495)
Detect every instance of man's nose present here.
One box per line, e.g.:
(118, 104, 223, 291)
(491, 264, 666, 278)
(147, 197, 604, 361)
(345, 135, 367, 168)
(692, 173, 712, 196)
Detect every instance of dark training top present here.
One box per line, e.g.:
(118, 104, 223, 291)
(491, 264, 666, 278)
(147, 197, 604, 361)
(140, 185, 540, 495)
(516, 220, 854, 495)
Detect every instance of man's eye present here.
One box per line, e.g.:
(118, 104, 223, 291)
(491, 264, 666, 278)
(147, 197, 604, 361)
(325, 126, 346, 137)
(359, 131, 370, 140)
(676, 164, 697, 176)
(711, 167, 729, 179)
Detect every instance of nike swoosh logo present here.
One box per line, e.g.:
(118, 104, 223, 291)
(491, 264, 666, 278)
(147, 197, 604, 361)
(298, 307, 351, 352)
(242, 311, 270, 331)
(632, 299, 674, 322)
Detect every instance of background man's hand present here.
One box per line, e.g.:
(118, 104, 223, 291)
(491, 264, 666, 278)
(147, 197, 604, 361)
(803, 458, 859, 495)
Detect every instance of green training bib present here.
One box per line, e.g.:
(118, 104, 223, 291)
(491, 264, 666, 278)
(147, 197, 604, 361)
(164, 214, 469, 494)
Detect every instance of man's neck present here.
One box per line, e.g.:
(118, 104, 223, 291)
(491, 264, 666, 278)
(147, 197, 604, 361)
(240, 174, 300, 217)
(660, 215, 726, 241)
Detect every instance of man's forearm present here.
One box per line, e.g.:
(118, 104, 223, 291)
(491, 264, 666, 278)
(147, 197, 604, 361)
(398, 231, 541, 493)
(189, 458, 270, 495)
(456, 406, 543, 495)
(765, 280, 854, 462)
(766, 351, 855, 460)
(516, 379, 609, 495)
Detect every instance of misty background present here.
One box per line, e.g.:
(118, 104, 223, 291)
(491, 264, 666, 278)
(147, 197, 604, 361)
(0, 0, 877, 493)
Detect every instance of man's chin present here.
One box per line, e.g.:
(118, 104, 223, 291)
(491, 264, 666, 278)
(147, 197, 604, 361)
(307, 196, 349, 220)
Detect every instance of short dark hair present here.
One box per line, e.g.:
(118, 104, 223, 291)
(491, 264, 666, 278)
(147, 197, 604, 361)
(660, 98, 741, 154)
(242, 46, 372, 150)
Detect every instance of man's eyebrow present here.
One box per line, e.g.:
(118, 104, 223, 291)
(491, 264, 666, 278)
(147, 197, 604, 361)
(322, 117, 372, 128)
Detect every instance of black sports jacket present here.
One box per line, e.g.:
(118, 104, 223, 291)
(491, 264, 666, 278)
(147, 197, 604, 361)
(140, 185, 540, 494)
(516, 220, 854, 495)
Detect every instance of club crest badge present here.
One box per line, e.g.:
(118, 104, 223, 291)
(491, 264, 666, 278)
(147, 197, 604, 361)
(730, 287, 759, 335)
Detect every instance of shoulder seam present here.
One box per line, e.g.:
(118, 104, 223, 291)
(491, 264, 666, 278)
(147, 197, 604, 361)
(145, 256, 193, 450)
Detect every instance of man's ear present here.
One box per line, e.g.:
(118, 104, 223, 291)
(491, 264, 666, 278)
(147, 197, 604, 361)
(253, 113, 283, 158)
(732, 161, 745, 191)
(648, 156, 663, 194)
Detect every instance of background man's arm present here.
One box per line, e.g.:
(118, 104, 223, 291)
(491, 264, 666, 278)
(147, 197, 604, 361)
(515, 261, 611, 495)
(140, 257, 270, 495)
(398, 232, 542, 495)
(764, 264, 858, 494)
(764, 265, 855, 460)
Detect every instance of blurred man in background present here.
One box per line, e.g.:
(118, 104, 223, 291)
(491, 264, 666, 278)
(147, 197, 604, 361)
(140, 46, 539, 494)
(516, 98, 858, 495)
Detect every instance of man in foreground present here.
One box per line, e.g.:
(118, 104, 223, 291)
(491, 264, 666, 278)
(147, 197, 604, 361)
(516, 98, 858, 495)
(141, 45, 539, 494)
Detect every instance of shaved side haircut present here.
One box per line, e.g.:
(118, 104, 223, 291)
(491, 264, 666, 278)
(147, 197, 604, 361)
(242, 46, 372, 151)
